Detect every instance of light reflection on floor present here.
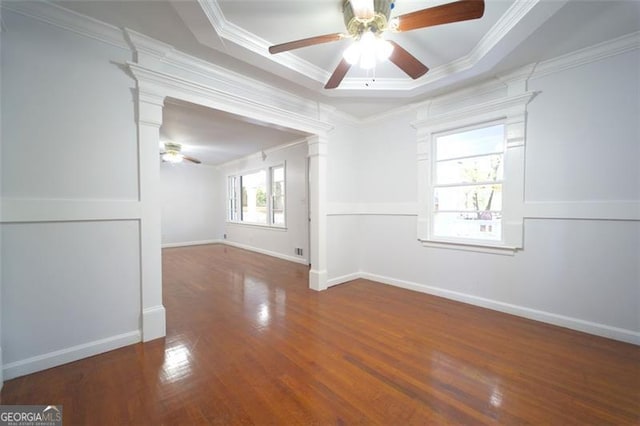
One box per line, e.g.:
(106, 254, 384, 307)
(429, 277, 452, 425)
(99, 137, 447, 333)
(257, 302, 270, 327)
(430, 350, 504, 410)
(161, 343, 193, 383)
(242, 275, 288, 329)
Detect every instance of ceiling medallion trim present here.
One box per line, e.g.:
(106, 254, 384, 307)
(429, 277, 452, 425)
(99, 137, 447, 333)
(199, 0, 541, 92)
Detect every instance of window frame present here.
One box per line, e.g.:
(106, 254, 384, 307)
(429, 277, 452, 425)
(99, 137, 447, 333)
(414, 91, 534, 255)
(227, 175, 239, 222)
(227, 162, 287, 229)
(430, 120, 506, 245)
(270, 164, 286, 227)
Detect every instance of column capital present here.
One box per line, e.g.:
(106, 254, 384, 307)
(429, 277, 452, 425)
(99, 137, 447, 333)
(137, 89, 165, 128)
(307, 134, 328, 158)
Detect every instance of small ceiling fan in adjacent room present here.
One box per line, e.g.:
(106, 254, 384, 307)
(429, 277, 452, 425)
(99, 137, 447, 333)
(160, 142, 201, 164)
(268, 0, 485, 89)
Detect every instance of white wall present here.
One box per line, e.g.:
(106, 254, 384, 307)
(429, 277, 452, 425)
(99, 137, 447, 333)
(328, 48, 640, 344)
(219, 141, 310, 264)
(326, 120, 365, 284)
(1, 222, 141, 378)
(526, 51, 640, 202)
(1, 10, 142, 379)
(160, 163, 223, 246)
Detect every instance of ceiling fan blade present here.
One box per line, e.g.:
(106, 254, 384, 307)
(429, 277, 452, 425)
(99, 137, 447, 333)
(388, 41, 429, 79)
(395, 0, 485, 32)
(183, 155, 201, 164)
(324, 59, 352, 89)
(269, 33, 344, 54)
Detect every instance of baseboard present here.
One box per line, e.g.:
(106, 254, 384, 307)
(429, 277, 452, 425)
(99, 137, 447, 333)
(220, 240, 309, 265)
(346, 272, 639, 345)
(161, 239, 221, 248)
(327, 272, 361, 287)
(2, 331, 141, 381)
(142, 305, 166, 342)
(309, 268, 328, 291)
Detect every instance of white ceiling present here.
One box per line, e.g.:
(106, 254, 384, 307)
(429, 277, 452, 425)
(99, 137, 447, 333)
(52, 0, 640, 165)
(160, 99, 309, 165)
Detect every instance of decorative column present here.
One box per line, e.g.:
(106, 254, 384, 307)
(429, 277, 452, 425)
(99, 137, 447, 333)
(307, 134, 328, 291)
(137, 86, 166, 341)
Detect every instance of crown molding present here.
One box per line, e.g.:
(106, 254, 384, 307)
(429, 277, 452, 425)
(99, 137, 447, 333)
(468, 0, 541, 66)
(124, 28, 174, 61)
(121, 27, 328, 121)
(359, 102, 420, 125)
(197, 0, 329, 83)
(367, 29, 639, 123)
(531, 31, 640, 79)
(127, 63, 333, 136)
(216, 138, 309, 169)
(1, 0, 127, 50)
(412, 91, 537, 129)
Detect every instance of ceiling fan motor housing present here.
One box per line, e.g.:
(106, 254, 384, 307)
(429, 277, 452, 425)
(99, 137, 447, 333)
(343, 0, 393, 37)
(164, 142, 182, 154)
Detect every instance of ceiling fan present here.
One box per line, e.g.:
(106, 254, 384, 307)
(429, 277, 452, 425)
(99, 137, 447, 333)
(160, 142, 201, 164)
(268, 0, 485, 89)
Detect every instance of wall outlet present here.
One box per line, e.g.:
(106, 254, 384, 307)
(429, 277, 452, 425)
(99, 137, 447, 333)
(295, 248, 303, 256)
(223, 234, 227, 239)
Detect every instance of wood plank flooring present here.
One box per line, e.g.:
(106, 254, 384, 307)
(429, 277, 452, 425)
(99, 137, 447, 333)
(2, 244, 639, 424)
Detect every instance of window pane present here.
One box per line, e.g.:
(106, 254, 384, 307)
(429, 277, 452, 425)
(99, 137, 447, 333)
(241, 170, 267, 224)
(436, 124, 505, 161)
(272, 166, 284, 182)
(228, 176, 237, 221)
(271, 166, 285, 226)
(435, 184, 502, 212)
(436, 154, 503, 185)
(434, 212, 502, 241)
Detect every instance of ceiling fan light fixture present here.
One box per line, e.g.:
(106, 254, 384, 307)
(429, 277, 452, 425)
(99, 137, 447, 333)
(343, 31, 394, 69)
(162, 151, 184, 163)
(160, 141, 202, 164)
(376, 38, 394, 61)
(343, 41, 361, 65)
(360, 49, 377, 69)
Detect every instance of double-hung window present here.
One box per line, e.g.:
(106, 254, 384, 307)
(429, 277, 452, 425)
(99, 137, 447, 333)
(228, 176, 239, 222)
(271, 165, 285, 226)
(432, 123, 505, 242)
(415, 90, 534, 254)
(227, 164, 286, 227)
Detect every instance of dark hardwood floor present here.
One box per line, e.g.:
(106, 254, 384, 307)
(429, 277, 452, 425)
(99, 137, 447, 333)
(2, 244, 639, 424)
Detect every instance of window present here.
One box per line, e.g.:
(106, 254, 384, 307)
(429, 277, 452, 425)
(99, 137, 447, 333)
(271, 165, 285, 226)
(228, 176, 239, 222)
(415, 91, 534, 253)
(227, 164, 286, 227)
(241, 170, 267, 224)
(433, 123, 505, 242)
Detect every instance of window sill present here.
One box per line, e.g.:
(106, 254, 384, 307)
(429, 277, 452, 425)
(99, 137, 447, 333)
(419, 239, 518, 256)
(226, 221, 287, 231)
